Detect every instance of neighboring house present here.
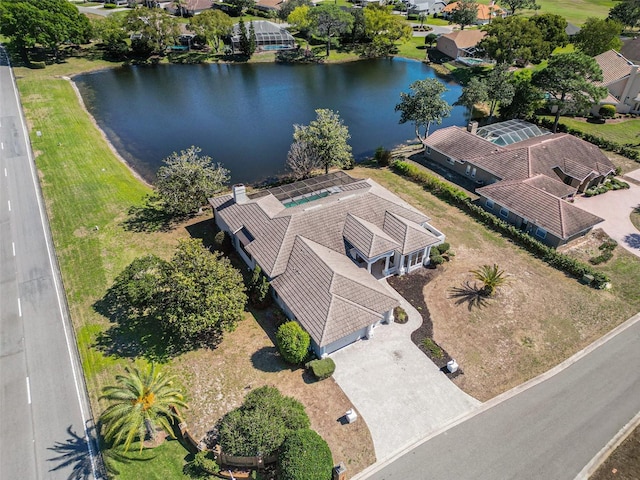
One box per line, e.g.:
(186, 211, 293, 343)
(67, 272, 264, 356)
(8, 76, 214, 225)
(255, 0, 286, 12)
(621, 37, 640, 64)
(230, 20, 296, 53)
(423, 120, 611, 247)
(210, 172, 445, 357)
(565, 23, 581, 38)
(441, 1, 507, 25)
(165, 0, 212, 16)
(407, 0, 448, 15)
(436, 30, 486, 59)
(592, 49, 640, 114)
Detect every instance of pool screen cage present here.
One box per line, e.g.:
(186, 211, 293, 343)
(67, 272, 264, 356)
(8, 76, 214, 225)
(231, 21, 296, 52)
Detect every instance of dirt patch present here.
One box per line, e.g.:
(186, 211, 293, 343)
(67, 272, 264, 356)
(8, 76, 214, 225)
(591, 424, 640, 480)
(168, 308, 375, 475)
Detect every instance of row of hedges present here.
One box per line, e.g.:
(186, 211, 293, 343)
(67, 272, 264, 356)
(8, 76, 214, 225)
(391, 161, 610, 289)
(533, 117, 640, 161)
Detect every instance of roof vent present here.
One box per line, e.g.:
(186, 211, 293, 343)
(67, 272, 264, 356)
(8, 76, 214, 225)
(233, 184, 248, 204)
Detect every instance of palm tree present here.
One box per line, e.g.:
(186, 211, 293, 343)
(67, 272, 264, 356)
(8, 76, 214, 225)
(100, 364, 188, 452)
(470, 264, 507, 296)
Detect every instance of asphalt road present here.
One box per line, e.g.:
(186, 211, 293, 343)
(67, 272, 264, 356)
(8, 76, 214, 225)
(365, 315, 640, 480)
(0, 48, 101, 479)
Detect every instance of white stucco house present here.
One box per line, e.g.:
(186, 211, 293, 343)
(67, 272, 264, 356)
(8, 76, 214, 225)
(592, 49, 640, 114)
(210, 171, 445, 357)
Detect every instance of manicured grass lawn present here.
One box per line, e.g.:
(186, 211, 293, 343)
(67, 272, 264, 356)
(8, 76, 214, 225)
(395, 36, 428, 61)
(107, 440, 191, 480)
(477, 0, 615, 24)
(540, 115, 640, 154)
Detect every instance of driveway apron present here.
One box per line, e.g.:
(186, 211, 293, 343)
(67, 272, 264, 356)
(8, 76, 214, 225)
(331, 282, 479, 462)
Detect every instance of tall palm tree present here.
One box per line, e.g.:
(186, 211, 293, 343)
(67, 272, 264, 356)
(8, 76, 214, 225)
(470, 264, 507, 296)
(100, 364, 188, 452)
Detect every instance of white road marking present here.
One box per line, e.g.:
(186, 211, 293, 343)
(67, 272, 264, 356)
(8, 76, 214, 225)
(4, 167, 6, 177)
(18, 298, 22, 317)
(1, 142, 3, 150)
(12, 241, 15, 256)
(7, 200, 10, 211)
(26, 377, 31, 404)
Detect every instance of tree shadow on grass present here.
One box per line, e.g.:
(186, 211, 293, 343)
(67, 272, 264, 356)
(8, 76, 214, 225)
(185, 217, 218, 250)
(250, 346, 288, 373)
(92, 289, 181, 363)
(121, 195, 179, 233)
(448, 280, 490, 311)
(47, 425, 106, 480)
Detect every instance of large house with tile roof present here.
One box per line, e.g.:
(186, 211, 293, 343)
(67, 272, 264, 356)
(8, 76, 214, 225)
(210, 172, 445, 357)
(436, 30, 487, 60)
(441, 1, 507, 25)
(422, 120, 611, 247)
(592, 49, 640, 114)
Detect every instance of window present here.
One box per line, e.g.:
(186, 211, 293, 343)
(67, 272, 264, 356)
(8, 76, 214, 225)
(465, 165, 471, 176)
(425, 146, 431, 154)
(485, 199, 494, 209)
(446, 156, 454, 165)
(471, 167, 476, 178)
(499, 206, 509, 218)
(535, 227, 547, 239)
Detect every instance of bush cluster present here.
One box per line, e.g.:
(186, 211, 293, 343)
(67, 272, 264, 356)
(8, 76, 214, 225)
(391, 161, 610, 289)
(533, 117, 640, 161)
(585, 177, 630, 197)
(278, 429, 333, 480)
(374, 146, 393, 167)
(394, 306, 408, 324)
(185, 451, 220, 477)
(598, 105, 616, 119)
(590, 238, 617, 265)
(213, 230, 232, 254)
(248, 265, 272, 309)
(306, 358, 336, 380)
(276, 321, 311, 365)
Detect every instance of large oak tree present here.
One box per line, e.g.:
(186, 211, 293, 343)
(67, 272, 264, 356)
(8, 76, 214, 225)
(395, 79, 452, 143)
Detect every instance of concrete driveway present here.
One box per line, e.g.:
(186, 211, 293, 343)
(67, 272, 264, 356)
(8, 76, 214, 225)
(573, 172, 640, 258)
(331, 283, 479, 462)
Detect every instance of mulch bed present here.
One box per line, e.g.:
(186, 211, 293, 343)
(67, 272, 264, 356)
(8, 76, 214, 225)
(388, 267, 463, 379)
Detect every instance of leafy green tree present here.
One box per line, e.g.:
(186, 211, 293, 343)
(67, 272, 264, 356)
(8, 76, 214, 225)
(287, 5, 313, 38)
(499, 0, 536, 15)
(111, 254, 170, 314)
(455, 77, 488, 117)
(0, 0, 91, 63)
(470, 264, 507, 296)
(248, 265, 272, 309)
(237, 18, 251, 56)
(609, 0, 640, 29)
(91, 15, 128, 58)
(395, 79, 452, 143)
(485, 63, 515, 119)
(248, 21, 257, 56)
(574, 17, 623, 57)
(218, 386, 310, 456)
(293, 109, 353, 174)
(155, 146, 229, 217)
(425, 32, 439, 47)
(278, 429, 334, 480)
(279, 0, 313, 21)
(498, 70, 544, 120)
(478, 16, 547, 65)
(530, 13, 568, 51)
(449, 0, 478, 30)
(363, 5, 412, 56)
(276, 321, 311, 364)
(309, 4, 354, 56)
(160, 239, 247, 347)
(100, 365, 188, 452)
(187, 10, 233, 52)
(533, 52, 607, 132)
(228, 0, 255, 15)
(123, 7, 180, 55)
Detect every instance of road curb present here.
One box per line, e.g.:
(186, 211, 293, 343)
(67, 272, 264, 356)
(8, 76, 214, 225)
(574, 410, 640, 480)
(353, 311, 640, 479)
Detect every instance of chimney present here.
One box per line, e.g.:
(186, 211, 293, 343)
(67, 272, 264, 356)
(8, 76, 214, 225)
(232, 184, 248, 204)
(467, 121, 478, 135)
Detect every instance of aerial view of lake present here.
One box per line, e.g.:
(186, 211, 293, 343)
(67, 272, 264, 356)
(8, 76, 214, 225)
(75, 58, 467, 185)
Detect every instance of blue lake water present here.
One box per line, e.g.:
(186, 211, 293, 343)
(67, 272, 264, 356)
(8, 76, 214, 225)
(75, 57, 467, 184)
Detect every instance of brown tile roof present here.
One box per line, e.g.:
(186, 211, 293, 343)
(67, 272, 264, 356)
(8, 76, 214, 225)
(270, 237, 398, 347)
(383, 212, 441, 254)
(211, 176, 438, 278)
(343, 214, 401, 259)
(256, 0, 285, 9)
(621, 37, 640, 64)
(594, 50, 635, 86)
(477, 180, 603, 239)
(439, 29, 486, 48)
(523, 175, 576, 198)
(442, 1, 506, 20)
(466, 147, 531, 181)
(424, 126, 501, 160)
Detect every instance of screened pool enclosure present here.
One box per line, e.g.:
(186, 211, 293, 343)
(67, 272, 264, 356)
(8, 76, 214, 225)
(230, 21, 296, 53)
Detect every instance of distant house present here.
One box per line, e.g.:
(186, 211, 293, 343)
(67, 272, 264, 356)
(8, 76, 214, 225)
(422, 120, 612, 247)
(565, 23, 581, 38)
(407, 0, 448, 15)
(210, 172, 445, 357)
(441, 1, 507, 25)
(255, 0, 286, 12)
(592, 49, 640, 114)
(230, 20, 296, 53)
(436, 30, 486, 59)
(621, 37, 640, 64)
(164, 0, 212, 16)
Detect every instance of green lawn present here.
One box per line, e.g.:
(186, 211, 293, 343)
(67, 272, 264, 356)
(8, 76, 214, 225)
(395, 36, 428, 61)
(477, 0, 615, 24)
(107, 440, 191, 480)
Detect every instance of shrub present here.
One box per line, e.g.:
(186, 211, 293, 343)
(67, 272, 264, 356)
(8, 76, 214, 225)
(186, 451, 220, 476)
(30, 61, 46, 69)
(276, 321, 311, 365)
(436, 242, 450, 254)
(422, 338, 444, 359)
(374, 146, 393, 167)
(306, 358, 335, 380)
(218, 386, 310, 457)
(278, 429, 333, 480)
(599, 239, 618, 251)
(394, 306, 408, 324)
(598, 105, 616, 119)
(589, 250, 613, 265)
(213, 230, 232, 254)
(430, 253, 445, 265)
(248, 265, 273, 309)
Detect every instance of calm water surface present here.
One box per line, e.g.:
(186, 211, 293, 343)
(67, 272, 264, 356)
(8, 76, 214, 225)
(75, 58, 467, 184)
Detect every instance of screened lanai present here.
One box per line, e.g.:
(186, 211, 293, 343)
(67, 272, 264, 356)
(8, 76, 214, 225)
(476, 119, 550, 147)
(230, 20, 296, 53)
